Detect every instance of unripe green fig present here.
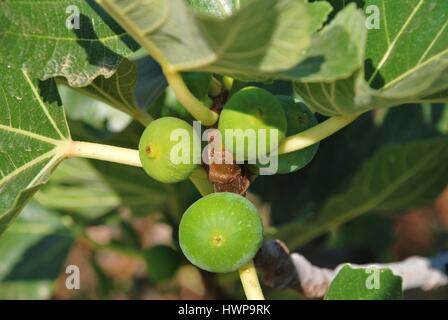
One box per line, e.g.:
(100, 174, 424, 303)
(218, 87, 287, 161)
(179, 192, 263, 273)
(139, 117, 199, 183)
(258, 96, 319, 174)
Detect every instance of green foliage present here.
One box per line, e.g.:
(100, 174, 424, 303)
(0, 0, 447, 300)
(278, 137, 448, 248)
(0, 66, 70, 236)
(70, 122, 175, 217)
(59, 59, 144, 122)
(97, 0, 361, 82)
(182, 72, 213, 103)
(325, 265, 402, 300)
(0, 0, 138, 87)
(298, 0, 448, 115)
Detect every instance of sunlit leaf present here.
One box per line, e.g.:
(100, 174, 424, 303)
(297, 0, 448, 115)
(0, 65, 71, 235)
(0, 0, 138, 87)
(325, 265, 402, 300)
(97, 0, 363, 82)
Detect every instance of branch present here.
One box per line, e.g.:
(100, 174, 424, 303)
(255, 240, 448, 298)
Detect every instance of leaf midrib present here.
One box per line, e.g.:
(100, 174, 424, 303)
(382, 48, 448, 90)
(0, 31, 128, 43)
(367, 0, 425, 85)
(0, 125, 61, 145)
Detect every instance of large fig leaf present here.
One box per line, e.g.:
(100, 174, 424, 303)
(0, 66, 70, 235)
(0, 0, 138, 87)
(97, 0, 365, 82)
(297, 0, 448, 115)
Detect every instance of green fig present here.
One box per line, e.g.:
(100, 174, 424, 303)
(218, 87, 287, 161)
(179, 192, 263, 273)
(139, 117, 199, 183)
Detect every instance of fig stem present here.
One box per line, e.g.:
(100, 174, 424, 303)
(164, 69, 219, 126)
(189, 167, 214, 196)
(209, 76, 223, 97)
(239, 260, 265, 300)
(65, 141, 142, 167)
(131, 108, 153, 126)
(223, 76, 234, 91)
(275, 113, 360, 155)
(66, 142, 215, 198)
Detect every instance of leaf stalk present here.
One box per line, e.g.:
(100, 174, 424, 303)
(164, 68, 219, 126)
(65, 141, 142, 167)
(276, 113, 360, 155)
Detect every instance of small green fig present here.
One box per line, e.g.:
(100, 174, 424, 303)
(218, 87, 287, 161)
(179, 192, 263, 273)
(139, 117, 199, 183)
(258, 96, 319, 174)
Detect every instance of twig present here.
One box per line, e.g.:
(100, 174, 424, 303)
(255, 240, 448, 298)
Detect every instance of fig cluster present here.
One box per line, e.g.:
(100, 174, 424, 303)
(137, 85, 319, 273)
